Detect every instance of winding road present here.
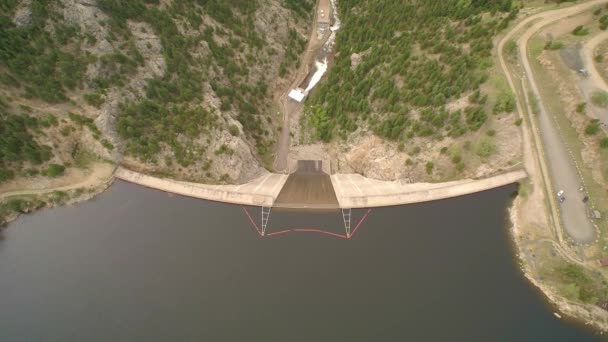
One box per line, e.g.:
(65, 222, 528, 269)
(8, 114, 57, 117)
(499, 0, 605, 244)
(582, 30, 608, 94)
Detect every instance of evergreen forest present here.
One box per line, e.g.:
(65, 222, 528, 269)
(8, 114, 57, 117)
(307, 0, 517, 142)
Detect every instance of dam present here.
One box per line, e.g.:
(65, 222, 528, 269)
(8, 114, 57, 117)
(115, 162, 527, 210)
(115, 162, 527, 236)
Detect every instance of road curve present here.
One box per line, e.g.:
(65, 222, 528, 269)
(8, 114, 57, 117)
(582, 30, 608, 93)
(499, 0, 604, 243)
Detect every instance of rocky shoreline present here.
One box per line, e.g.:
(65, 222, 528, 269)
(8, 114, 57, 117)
(509, 196, 608, 335)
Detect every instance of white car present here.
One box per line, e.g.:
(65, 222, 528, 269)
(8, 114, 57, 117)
(557, 190, 565, 203)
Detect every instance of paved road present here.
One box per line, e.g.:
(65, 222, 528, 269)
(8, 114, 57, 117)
(504, 1, 605, 243)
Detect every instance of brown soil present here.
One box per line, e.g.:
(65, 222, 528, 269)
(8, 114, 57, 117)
(0, 162, 115, 199)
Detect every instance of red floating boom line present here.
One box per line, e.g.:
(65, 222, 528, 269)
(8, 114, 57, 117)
(242, 207, 263, 236)
(242, 207, 372, 239)
(266, 229, 292, 237)
(293, 228, 348, 239)
(349, 209, 372, 238)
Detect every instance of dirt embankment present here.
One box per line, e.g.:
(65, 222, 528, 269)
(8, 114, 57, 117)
(0, 162, 115, 200)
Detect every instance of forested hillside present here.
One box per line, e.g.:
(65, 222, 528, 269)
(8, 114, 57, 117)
(307, 0, 517, 142)
(0, 0, 312, 184)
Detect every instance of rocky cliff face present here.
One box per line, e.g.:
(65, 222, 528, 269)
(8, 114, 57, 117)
(1, 0, 312, 184)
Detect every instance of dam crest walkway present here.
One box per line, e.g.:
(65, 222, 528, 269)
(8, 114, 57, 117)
(115, 161, 527, 210)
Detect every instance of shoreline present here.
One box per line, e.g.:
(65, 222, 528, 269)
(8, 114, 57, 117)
(509, 196, 608, 335)
(0, 163, 116, 228)
(2, 164, 607, 334)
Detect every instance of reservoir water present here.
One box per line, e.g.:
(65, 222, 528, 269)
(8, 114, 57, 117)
(0, 181, 604, 341)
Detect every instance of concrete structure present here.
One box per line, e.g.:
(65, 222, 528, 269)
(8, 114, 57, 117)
(317, 0, 332, 38)
(331, 170, 528, 208)
(116, 166, 527, 209)
(288, 88, 307, 102)
(274, 160, 339, 209)
(115, 167, 287, 207)
(318, 0, 331, 25)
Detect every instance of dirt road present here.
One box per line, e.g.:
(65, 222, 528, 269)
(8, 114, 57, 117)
(499, 0, 605, 244)
(582, 30, 608, 94)
(0, 162, 115, 200)
(581, 29, 608, 126)
(273, 1, 331, 173)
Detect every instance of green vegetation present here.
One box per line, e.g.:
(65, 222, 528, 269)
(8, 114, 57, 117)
(2, 0, 312, 171)
(554, 264, 607, 304)
(475, 136, 496, 158)
(585, 120, 600, 135)
(544, 40, 564, 50)
(83, 93, 105, 108)
(0, 113, 52, 182)
(595, 54, 603, 63)
(307, 0, 517, 142)
(528, 91, 540, 115)
(0, 197, 46, 224)
(591, 90, 608, 107)
(504, 40, 517, 57)
(600, 14, 608, 30)
(493, 91, 516, 114)
(572, 25, 589, 36)
(576, 102, 587, 113)
(95, 0, 311, 163)
(425, 161, 434, 175)
(600, 136, 608, 149)
(43, 163, 65, 177)
(68, 112, 100, 137)
(0, 1, 90, 103)
(116, 100, 216, 166)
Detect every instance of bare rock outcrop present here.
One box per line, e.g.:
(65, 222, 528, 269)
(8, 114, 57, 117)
(12, 0, 32, 27)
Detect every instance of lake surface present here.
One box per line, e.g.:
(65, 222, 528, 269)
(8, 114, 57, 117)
(0, 181, 604, 341)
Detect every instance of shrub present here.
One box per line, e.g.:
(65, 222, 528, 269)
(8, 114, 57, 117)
(0, 168, 15, 182)
(101, 139, 114, 151)
(600, 14, 608, 30)
(514, 118, 523, 126)
(83, 93, 104, 108)
(504, 40, 517, 56)
(595, 54, 603, 63)
(46, 164, 65, 177)
(572, 26, 589, 36)
(23, 168, 39, 177)
(475, 137, 496, 158)
(228, 125, 240, 136)
(576, 102, 586, 113)
(600, 137, 608, 149)
(591, 91, 608, 107)
(544, 40, 563, 50)
(585, 121, 600, 135)
(455, 161, 465, 172)
(425, 161, 434, 175)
